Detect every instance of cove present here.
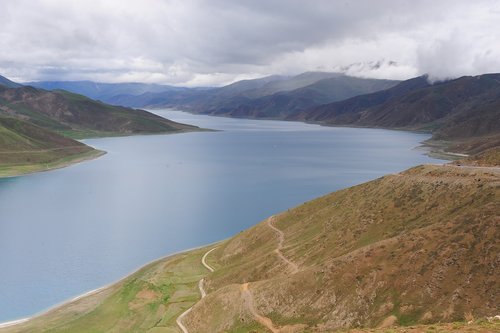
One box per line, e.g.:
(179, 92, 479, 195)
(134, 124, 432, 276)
(0, 110, 443, 322)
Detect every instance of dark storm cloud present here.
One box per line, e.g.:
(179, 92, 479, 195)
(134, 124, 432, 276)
(0, 0, 499, 86)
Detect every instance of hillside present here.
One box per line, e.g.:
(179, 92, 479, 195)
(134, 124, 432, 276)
(0, 75, 22, 89)
(0, 116, 102, 177)
(203, 76, 399, 119)
(235, 72, 343, 99)
(0, 75, 202, 177)
(28, 80, 189, 104)
(0, 85, 200, 138)
(292, 74, 500, 154)
(290, 76, 431, 123)
(3, 163, 498, 332)
(49, 72, 398, 116)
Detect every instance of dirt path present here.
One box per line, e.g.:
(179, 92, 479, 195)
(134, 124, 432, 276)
(176, 247, 217, 333)
(198, 278, 207, 298)
(241, 283, 280, 333)
(176, 307, 192, 333)
(435, 163, 500, 173)
(237, 216, 301, 332)
(202, 247, 217, 272)
(267, 216, 299, 274)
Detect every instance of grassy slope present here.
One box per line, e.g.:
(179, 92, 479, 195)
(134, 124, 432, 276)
(2, 163, 498, 332)
(0, 86, 201, 138)
(1, 247, 215, 333)
(0, 117, 103, 177)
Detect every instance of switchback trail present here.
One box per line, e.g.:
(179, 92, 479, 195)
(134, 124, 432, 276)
(241, 283, 279, 333)
(267, 215, 299, 274)
(176, 247, 217, 333)
(239, 216, 301, 332)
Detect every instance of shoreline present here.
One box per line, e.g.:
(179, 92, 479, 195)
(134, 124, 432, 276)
(155, 106, 484, 158)
(0, 113, 466, 329)
(0, 129, 210, 180)
(152, 108, 463, 161)
(0, 241, 222, 329)
(0, 149, 106, 179)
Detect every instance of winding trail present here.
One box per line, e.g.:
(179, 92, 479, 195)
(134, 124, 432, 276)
(202, 247, 217, 272)
(267, 215, 299, 274)
(176, 247, 217, 333)
(238, 216, 301, 333)
(176, 308, 192, 333)
(177, 216, 301, 333)
(241, 283, 279, 333)
(438, 164, 500, 173)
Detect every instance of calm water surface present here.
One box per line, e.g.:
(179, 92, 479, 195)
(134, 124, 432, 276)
(0, 110, 443, 322)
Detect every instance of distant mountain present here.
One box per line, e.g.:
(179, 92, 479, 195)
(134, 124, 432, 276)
(27, 80, 189, 104)
(0, 85, 200, 138)
(25, 73, 400, 119)
(291, 75, 431, 123)
(114, 73, 396, 121)
(0, 75, 202, 177)
(0, 116, 102, 177)
(235, 72, 343, 99)
(208, 75, 289, 98)
(201, 75, 399, 119)
(291, 74, 500, 154)
(106, 74, 293, 108)
(0, 74, 22, 88)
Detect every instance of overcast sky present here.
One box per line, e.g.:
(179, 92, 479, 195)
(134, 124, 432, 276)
(1, 0, 499, 86)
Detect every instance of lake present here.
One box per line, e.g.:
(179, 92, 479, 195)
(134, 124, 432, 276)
(0, 110, 443, 322)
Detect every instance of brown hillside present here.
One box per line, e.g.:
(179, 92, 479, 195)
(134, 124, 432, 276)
(1, 164, 498, 332)
(185, 164, 500, 332)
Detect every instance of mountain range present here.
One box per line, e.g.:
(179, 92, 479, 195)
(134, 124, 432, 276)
(291, 74, 500, 153)
(32, 71, 500, 156)
(0, 75, 200, 177)
(28, 80, 190, 104)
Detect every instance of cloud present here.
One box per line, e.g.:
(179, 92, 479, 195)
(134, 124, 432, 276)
(0, 0, 499, 86)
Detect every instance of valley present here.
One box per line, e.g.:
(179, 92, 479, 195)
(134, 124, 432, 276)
(34, 72, 500, 157)
(2, 1, 499, 332)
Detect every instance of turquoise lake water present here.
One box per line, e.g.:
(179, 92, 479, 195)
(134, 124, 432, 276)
(0, 110, 443, 322)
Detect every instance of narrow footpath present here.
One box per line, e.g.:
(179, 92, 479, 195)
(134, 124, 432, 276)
(241, 283, 280, 333)
(177, 215, 300, 333)
(267, 215, 299, 274)
(240, 215, 301, 333)
(176, 247, 217, 333)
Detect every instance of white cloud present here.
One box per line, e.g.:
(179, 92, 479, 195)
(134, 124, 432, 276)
(0, 0, 499, 86)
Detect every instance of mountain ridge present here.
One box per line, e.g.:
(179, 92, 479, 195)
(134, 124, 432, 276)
(0, 75, 23, 89)
(0, 85, 201, 138)
(0, 116, 103, 177)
